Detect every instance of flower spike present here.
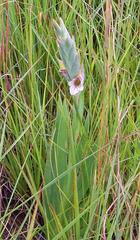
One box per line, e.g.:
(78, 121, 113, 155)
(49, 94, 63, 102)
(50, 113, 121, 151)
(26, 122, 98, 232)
(53, 18, 85, 95)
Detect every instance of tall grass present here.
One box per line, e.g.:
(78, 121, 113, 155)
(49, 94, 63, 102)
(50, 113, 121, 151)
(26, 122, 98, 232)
(0, 0, 140, 239)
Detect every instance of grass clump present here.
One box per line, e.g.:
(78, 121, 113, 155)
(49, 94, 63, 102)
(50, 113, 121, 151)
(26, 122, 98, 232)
(0, 0, 140, 239)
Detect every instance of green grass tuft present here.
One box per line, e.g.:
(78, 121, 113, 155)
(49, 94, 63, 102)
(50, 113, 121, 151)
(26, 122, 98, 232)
(0, 0, 139, 239)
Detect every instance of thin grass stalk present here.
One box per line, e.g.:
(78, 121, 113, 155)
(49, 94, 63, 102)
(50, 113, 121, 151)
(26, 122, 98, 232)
(97, 0, 113, 180)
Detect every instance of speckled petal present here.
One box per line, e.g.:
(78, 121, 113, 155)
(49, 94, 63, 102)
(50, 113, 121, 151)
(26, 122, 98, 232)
(69, 86, 80, 95)
(69, 84, 84, 95)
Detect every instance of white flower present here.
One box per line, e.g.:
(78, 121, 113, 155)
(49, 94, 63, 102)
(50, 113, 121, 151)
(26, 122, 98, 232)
(68, 68, 85, 96)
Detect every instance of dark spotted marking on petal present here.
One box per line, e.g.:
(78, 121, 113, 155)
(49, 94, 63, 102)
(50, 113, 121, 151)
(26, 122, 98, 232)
(74, 77, 81, 86)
